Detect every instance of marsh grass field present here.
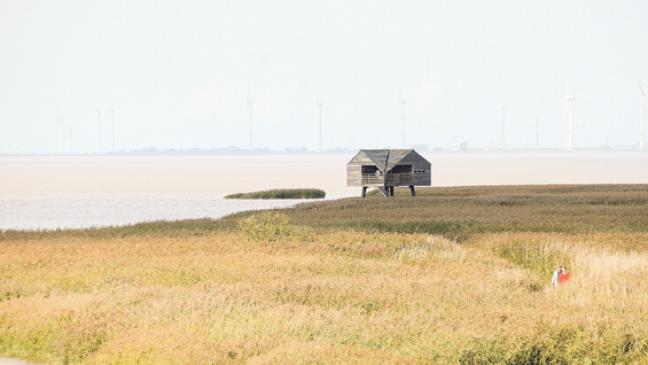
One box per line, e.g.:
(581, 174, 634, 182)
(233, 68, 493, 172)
(2, 185, 648, 364)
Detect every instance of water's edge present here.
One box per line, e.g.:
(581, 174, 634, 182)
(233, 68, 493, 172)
(0, 199, 318, 231)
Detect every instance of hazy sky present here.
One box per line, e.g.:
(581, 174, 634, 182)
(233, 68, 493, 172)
(2, 0, 648, 153)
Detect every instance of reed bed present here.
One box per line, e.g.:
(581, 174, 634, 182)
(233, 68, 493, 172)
(224, 189, 325, 200)
(1, 185, 648, 364)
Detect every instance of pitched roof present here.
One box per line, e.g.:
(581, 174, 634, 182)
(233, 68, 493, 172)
(349, 149, 425, 171)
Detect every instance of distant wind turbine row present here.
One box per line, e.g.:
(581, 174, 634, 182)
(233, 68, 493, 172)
(243, 87, 647, 152)
(73, 85, 645, 155)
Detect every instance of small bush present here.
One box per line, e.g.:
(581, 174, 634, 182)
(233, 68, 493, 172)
(458, 338, 508, 365)
(238, 212, 290, 242)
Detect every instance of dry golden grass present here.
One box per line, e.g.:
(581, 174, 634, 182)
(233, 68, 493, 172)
(2, 185, 648, 364)
(2, 229, 648, 364)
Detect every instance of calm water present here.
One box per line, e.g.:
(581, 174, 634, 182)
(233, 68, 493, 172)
(1, 152, 647, 230)
(0, 199, 307, 230)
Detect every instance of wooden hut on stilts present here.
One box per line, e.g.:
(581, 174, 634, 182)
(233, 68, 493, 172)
(346, 149, 431, 197)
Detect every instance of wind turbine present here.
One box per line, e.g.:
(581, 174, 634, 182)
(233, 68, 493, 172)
(400, 96, 406, 148)
(96, 110, 103, 154)
(66, 119, 72, 154)
(317, 99, 324, 152)
(247, 95, 254, 150)
(56, 116, 66, 154)
(110, 108, 116, 152)
(563, 91, 575, 151)
(639, 83, 646, 150)
(535, 115, 540, 150)
(500, 106, 506, 150)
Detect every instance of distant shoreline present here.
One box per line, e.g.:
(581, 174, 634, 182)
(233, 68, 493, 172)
(1, 147, 648, 157)
(3, 183, 648, 234)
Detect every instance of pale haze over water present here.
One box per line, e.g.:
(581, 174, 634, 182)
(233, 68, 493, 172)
(1, 153, 647, 230)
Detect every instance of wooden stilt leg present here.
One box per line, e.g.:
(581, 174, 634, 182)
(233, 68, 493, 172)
(390, 186, 395, 197)
(361, 187, 367, 198)
(409, 185, 416, 197)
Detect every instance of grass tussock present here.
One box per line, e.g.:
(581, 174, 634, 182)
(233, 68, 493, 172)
(225, 188, 325, 199)
(2, 185, 648, 363)
(238, 212, 291, 242)
(394, 236, 467, 262)
(489, 239, 575, 278)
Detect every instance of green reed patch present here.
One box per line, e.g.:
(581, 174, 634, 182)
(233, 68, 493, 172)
(459, 326, 648, 365)
(491, 240, 574, 278)
(225, 188, 325, 199)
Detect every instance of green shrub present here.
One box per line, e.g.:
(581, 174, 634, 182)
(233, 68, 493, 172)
(238, 212, 290, 242)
